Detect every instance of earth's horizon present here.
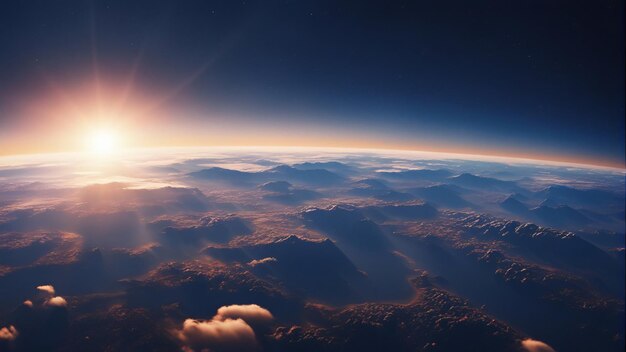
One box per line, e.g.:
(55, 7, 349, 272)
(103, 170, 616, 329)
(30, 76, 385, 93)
(1, 147, 624, 351)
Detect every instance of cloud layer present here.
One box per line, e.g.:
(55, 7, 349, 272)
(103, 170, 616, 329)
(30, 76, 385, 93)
(248, 257, 278, 267)
(0, 326, 18, 341)
(178, 318, 257, 352)
(215, 304, 274, 326)
(521, 338, 556, 352)
(176, 304, 273, 352)
(36, 285, 55, 296)
(46, 296, 68, 307)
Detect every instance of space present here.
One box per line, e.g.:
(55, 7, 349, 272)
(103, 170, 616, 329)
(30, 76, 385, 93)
(0, 1, 624, 352)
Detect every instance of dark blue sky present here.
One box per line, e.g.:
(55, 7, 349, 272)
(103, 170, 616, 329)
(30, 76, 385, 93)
(1, 0, 624, 166)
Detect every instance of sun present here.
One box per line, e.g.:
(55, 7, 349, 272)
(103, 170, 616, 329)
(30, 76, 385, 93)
(87, 128, 119, 155)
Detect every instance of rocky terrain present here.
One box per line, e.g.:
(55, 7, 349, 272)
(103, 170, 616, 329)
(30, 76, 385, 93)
(0, 151, 624, 351)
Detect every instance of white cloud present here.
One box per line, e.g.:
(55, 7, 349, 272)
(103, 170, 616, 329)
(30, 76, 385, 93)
(248, 257, 278, 267)
(176, 318, 257, 352)
(176, 304, 274, 351)
(215, 304, 274, 327)
(0, 326, 18, 341)
(36, 284, 55, 296)
(45, 296, 67, 307)
(521, 338, 556, 352)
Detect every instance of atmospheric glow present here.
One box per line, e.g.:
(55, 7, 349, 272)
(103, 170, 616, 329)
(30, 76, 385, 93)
(0, 74, 623, 169)
(86, 128, 119, 155)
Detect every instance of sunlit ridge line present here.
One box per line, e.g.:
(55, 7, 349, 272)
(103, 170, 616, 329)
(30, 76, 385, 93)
(2, 145, 622, 173)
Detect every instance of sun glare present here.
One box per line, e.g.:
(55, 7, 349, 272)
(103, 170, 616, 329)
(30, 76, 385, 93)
(87, 129, 118, 155)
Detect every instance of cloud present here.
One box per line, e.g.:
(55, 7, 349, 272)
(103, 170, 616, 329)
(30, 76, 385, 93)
(45, 296, 67, 307)
(36, 285, 55, 296)
(176, 318, 257, 352)
(521, 339, 556, 352)
(0, 326, 18, 341)
(23, 300, 33, 308)
(248, 257, 278, 267)
(37, 285, 67, 307)
(176, 304, 274, 351)
(215, 304, 274, 327)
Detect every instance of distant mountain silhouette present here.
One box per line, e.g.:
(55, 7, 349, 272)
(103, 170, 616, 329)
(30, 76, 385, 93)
(189, 165, 344, 186)
(535, 185, 624, 209)
(259, 180, 322, 204)
(576, 230, 626, 249)
(378, 169, 453, 182)
(576, 208, 626, 231)
(410, 184, 471, 208)
(291, 161, 354, 174)
(499, 195, 530, 216)
(79, 183, 213, 213)
(265, 165, 345, 185)
(448, 173, 523, 193)
(348, 179, 414, 201)
(529, 205, 592, 229)
(188, 167, 257, 185)
(538, 197, 560, 207)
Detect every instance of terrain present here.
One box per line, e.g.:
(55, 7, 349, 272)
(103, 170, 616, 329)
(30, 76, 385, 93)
(0, 148, 624, 351)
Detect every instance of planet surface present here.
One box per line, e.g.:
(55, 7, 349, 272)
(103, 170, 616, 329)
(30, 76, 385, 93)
(0, 147, 624, 352)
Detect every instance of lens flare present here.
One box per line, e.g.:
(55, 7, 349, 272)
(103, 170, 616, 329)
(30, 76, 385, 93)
(87, 128, 118, 155)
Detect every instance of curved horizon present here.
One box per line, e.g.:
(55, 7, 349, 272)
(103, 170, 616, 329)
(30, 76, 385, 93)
(0, 3, 626, 169)
(0, 2, 625, 351)
(1, 143, 624, 172)
(1, 1, 624, 172)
